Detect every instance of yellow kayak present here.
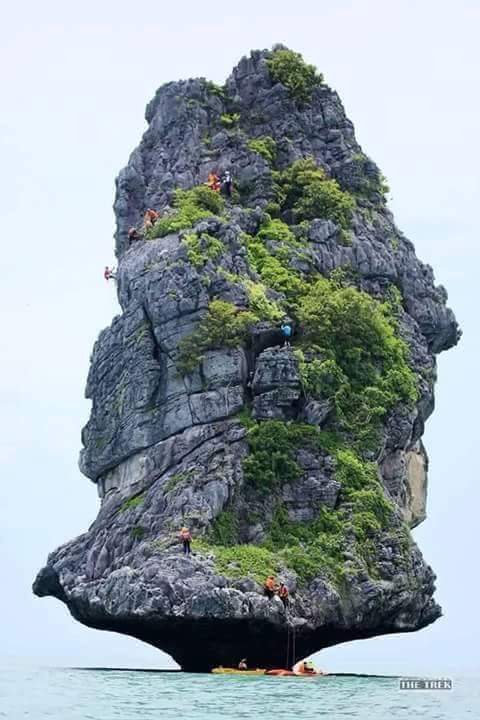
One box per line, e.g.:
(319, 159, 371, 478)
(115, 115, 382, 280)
(211, 667, 266, 675)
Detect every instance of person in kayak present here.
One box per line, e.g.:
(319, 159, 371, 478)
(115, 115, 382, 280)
(179, 526, 192, 555)
(238, 658, 248, 670)
(293, 659, 316, 675)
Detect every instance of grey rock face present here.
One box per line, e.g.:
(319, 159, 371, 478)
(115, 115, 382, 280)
(34, 47, 459, 671)
(252, 347, 301, 420)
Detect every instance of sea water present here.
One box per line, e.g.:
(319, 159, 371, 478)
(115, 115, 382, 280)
(0, 668, 477, 719)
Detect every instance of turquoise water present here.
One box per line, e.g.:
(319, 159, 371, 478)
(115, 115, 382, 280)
(0, 668, 477, 719)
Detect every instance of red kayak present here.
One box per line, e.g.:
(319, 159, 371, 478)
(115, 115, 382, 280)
(265, 669, 326, 677)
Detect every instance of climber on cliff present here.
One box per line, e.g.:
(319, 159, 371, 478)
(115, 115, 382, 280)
(222, 170, 233, 198)
(280, 319, 293, 347)
(278, 582, 289, 609)
(207, 171, 221, 193)
(264, 575, 277, 599)
(179, 526, 192, 556)
(143, 208, 160, 232)
(104, 266, 116, 282)
(128, 227, 141, 244)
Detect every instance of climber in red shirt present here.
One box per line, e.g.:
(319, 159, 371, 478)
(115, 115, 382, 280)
(104, 266, 116, 281)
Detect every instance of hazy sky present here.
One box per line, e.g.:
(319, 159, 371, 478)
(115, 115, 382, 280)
(1, 0, 478, 674)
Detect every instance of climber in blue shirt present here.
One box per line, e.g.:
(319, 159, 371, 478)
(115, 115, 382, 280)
(280, 319, 293, 347)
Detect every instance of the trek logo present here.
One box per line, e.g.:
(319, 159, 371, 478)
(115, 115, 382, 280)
(399, 678, 453, 690)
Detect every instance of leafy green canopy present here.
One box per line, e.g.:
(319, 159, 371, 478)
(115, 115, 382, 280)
(267, 49, 323, 104)
(149, 186, 224, 238)
(295, 277, 418, 448)
(273, 158, 356, 228)
(243, 420, 324, 491)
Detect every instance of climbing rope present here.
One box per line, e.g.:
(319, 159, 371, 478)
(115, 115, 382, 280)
(292, 620, 296, 667)
(284, 607, 296, 669)
(285, 622, 290, 670)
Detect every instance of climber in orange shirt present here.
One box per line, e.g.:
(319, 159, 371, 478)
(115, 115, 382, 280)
(143, 208, 160, 232)
(264, 575, 277, 599)
(207, 172, 221, 193)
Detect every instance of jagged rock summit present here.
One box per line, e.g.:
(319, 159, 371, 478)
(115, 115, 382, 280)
(34, 47, 460, 671)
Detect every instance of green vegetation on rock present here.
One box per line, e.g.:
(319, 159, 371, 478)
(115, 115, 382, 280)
(209, 509, 239, 546)
(195, 540, 281, 583)
(149, 186, 224, 238)
(198, 418, 395, 585)
(131, 526, 146, 540)
(267, 49, 323, 104)
(156, 149, 415, 589)
(183, 232, 224, 268)
(244, 279, 283, 322)
(246, 233, 308, 301)
(243, 420, 320, 492)
(221, 112, 241, 128)
(176, 300, 258, 374)
(120, 493, 145, 512)
(295, 277, 418, 448)
(273, 158, 356, 228)
(202, 80, 226, 99)
(351, 152, 390, 201)
(247, 136, 277, 165)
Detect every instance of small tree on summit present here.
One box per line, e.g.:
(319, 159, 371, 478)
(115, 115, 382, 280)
(267, 48, 323, 104)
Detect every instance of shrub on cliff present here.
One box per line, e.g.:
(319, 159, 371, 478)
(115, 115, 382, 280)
(296, 278, 418, 447)
(149, 186, 224, 238)
(267, 49, 323, 104)
(246, 235, 308, 300)
(256, 218, 296, 245)
(247, 136, 277, 165)
(183, 232, 224, 268)
(244, 279, 283, 322)
(274, 158, 355, 228)
(176, 300, 257, 374)
(220, 112, 241, 128)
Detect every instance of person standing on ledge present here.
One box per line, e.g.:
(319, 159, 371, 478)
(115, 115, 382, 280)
(180, 527, 192, 556)
(207, 171, 221, 193)
(278, 582, 289, 609)
(222, 170, 233, 197)
(280, 319, 293, 347)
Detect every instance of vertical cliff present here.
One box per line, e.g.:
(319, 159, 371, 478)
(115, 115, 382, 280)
(34, 47, 460, 671)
